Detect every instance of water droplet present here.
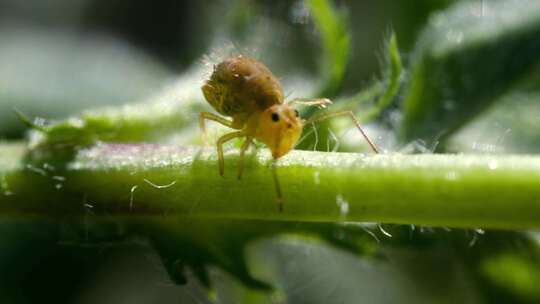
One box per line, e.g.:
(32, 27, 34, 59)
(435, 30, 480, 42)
(336, 194, 349, 216)
(445, 171, 459, 181)
(313, 171, 320, 185)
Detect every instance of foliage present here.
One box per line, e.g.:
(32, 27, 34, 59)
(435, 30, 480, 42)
(400, 0, 540, 147)
(1, 0, 540, 303)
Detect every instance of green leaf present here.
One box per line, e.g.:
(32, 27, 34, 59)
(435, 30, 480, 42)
(333, 32, 403, 122)
(400, 0, 540, 145)
(297, 31, 401, 152)
(358, 32, 403, 122)
(0, 30, 171, 138)
(25, 93, 206, 157)
(447, 91, 540, 153)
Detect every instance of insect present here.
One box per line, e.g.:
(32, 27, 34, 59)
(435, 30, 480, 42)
(200, 55, 378, 211)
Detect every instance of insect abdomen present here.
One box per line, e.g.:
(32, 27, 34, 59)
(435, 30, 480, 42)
(202, 80, 237, 116)
(202, 55, 284, 117)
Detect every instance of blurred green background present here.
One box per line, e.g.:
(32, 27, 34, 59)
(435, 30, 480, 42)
(3, 0, 540, 303)
(0, 0, 451, 139)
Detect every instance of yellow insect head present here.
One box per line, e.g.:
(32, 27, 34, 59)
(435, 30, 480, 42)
(251, 104, 303, 159)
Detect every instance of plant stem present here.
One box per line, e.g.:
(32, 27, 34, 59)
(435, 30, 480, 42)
(1, 142, 540, 229)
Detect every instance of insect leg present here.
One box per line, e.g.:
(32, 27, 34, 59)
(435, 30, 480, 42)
(272, 160, 283, 212)
(216, 131, 245, 176)
(288, 98, 333, 108)
(199, 112, 237, 145)
(237, 137, 253, 180)
(304, 110, 379, 153)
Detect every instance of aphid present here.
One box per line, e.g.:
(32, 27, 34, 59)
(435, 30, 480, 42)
(200, 55, 378, 211)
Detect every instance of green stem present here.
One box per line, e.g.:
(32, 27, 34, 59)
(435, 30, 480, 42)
(2, 142, 540, 229)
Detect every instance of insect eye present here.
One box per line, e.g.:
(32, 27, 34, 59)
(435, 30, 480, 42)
(271, 112, 279, 122)
(294, 109, 299, 117)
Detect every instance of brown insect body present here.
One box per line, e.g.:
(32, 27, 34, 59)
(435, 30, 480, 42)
(202, 55, 284, 128)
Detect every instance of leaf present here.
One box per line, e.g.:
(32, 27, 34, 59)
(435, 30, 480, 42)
(400, 0, 540, 145)
(0, 29, 171, 138)
(358, 32, 403, 122)
(334, 31, 403, 122)
(447, 91, 540, 153)
(298, 31, 402, 152)
(23, 83, 207, 161)
(147, 218, 376, 291)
